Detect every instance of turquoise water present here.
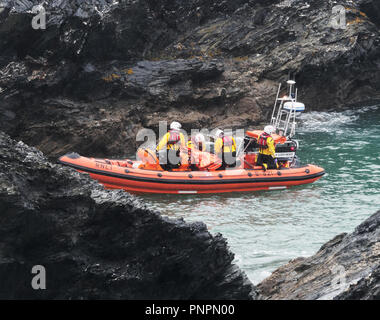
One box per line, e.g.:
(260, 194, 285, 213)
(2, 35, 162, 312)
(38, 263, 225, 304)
(137, 105, 380, 284)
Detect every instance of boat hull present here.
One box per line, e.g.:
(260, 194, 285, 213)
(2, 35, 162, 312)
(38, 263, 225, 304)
(58, 153, 325, 194)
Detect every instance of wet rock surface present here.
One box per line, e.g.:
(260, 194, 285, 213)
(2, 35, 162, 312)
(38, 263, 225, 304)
(0, 131, 255, 299)
(336, 263, 380, 300)
(257, 210, 380, 300)
(0, 0, 379, 157)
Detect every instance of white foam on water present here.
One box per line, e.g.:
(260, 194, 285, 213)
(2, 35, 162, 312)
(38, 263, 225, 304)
(258, 270, 272, 281)
(298, 111, 358, 133)
(353, 104, 380, 114)
(297, 104, 379, 133)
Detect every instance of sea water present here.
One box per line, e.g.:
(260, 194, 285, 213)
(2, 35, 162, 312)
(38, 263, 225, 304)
(138, 105, 380, 284)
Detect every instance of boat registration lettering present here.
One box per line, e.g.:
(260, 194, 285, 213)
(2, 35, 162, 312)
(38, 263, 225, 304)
(95, 161, 112, 170)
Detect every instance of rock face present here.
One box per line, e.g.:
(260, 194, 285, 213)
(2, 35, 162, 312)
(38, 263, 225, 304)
(0, 131, 255, 299)
(0, 0, 380, 158)
(257, 210, 380, 300)
(336, 264, 380, 300)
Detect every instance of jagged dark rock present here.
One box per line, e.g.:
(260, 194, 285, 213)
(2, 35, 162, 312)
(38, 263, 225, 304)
(0, 131, 255, 299)
(336, 263, 380, 300)
(0, 0, 379, 158)
(257, 210, 380, 300)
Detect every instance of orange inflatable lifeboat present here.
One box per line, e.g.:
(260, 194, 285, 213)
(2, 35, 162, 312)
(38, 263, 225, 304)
(58, 149, 325, 194)
(58, 80, 325, 194)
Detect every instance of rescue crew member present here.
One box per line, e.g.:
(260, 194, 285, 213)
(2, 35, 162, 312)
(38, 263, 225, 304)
(214, 129, 237, 169)
(156, 121, 186, 170)
(256, 125, 278, 171)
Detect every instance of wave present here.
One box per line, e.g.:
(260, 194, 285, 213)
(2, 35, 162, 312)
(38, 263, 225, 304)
(297, 104, 379, 133)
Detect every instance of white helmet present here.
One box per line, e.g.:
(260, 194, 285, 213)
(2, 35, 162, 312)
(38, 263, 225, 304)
(170, 121, 182, 130)
(264, 125, 275, 135)
(194, 133, 205, 144)
(214, 129, 223, 138)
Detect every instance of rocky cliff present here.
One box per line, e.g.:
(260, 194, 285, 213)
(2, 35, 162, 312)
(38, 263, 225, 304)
(1, 0, 380, 158)
(257, 210, 380, 300)
(0, 131, 255, 299)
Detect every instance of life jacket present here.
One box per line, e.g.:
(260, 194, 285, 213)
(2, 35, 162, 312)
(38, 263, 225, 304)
(222, 136, 233, 147)
(257, 132, 270, 149)
(168, 130, 181, 145)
